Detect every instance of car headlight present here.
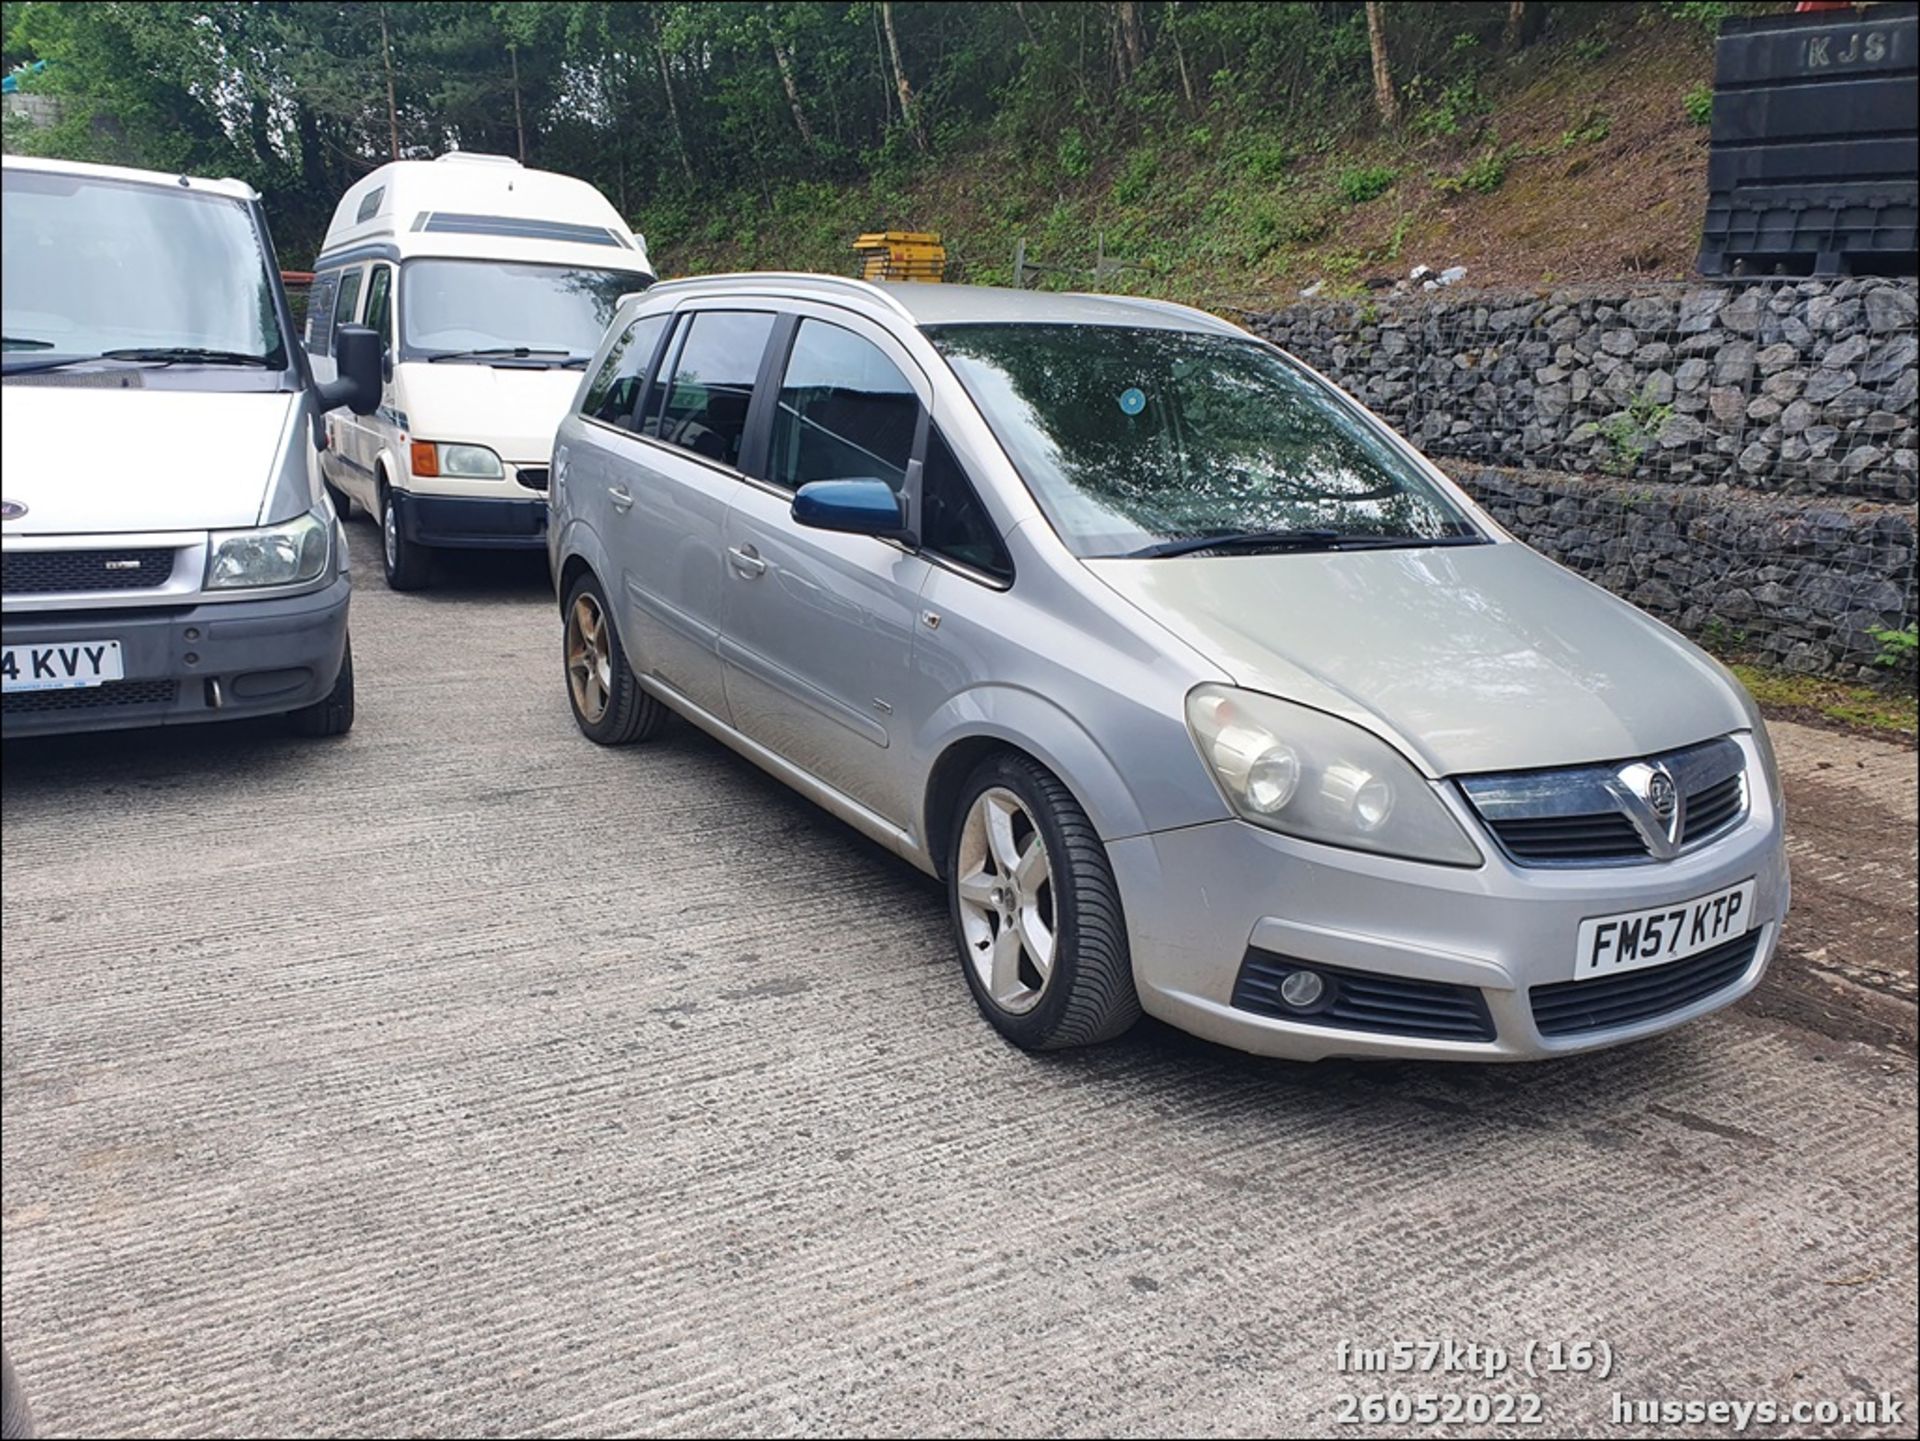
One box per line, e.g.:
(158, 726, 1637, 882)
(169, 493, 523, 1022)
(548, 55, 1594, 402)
(1733, 686, 1785, 818)
(1185, 684, 1483, 866)
(206, 511, 331, 590)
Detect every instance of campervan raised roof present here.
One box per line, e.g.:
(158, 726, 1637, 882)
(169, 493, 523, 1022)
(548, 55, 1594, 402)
(309, 153, 654, 589)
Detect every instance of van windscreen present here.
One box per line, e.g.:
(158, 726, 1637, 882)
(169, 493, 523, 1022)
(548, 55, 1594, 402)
(2, 169, 285, 373)
(401, 259, 652, 365)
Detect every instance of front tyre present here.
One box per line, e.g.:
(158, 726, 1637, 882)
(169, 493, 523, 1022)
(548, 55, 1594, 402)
(563, 572, 667, 746)
(380, 485, 432, 591)
(287, 638, 355, 737)
(948, 752, 1141, 1050)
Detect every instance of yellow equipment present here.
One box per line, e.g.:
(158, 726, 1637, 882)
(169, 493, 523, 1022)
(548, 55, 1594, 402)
(853, 230, 945, 283)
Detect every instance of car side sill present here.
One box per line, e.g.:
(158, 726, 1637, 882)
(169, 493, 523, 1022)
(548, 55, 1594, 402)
(636, 671, 936, 876)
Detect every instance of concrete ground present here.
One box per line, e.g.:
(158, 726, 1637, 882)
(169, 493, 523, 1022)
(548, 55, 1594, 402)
(3, 526, 1915, 1439)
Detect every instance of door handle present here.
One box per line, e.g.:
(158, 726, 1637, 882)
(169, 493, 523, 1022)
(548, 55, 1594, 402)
(728, 544, 766, 578)
(608, 484, 633, 512)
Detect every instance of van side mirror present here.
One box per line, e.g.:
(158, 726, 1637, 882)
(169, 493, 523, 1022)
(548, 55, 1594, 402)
(318, 325, 381, 417)
(791, 479, 916, 545)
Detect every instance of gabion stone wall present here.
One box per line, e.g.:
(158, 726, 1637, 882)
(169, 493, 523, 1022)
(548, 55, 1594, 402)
(1453, 466, 1915, 682)
(1240, 277, 1918, 503)
(1232, 278, 1918, 677)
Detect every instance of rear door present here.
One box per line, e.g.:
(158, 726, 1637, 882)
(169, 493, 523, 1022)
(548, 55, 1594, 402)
(718, 308, 934, 826)
(609, 306, 776, 722)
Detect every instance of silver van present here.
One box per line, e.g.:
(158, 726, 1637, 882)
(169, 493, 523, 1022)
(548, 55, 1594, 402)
(2, 155, 380, 738)
(547, 274, 1789, 1063)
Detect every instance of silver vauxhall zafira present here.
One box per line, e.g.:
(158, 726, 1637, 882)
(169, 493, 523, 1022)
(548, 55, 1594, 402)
(548, 274, 1788, 1062)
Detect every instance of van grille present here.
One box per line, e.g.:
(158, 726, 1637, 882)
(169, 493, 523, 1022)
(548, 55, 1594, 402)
(3, 548, 176, 595)
(3, 679, 177, 715)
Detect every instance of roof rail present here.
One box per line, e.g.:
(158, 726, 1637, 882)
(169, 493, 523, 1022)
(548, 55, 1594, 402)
(434, 151, 520, 166)
(642, 271, 918, 323)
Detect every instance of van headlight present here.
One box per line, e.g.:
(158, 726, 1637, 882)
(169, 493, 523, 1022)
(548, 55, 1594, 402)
(206, 511, 331, 589)
(1185, 684, 1483, 866)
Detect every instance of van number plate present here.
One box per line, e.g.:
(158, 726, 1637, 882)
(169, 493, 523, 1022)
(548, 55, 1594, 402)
(1574, 879, 1757, 981)
(1, 640, 124, 692)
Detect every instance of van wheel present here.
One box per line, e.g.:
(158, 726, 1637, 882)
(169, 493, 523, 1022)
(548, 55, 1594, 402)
(564, 572, 667, 745)
(947, 752, 1141, 1051)
(380, 484, 432, 591)
(288, 639, 355, 737)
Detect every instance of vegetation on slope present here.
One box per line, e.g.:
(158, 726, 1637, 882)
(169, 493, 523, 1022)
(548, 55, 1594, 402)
(2, 1, 1746, 297)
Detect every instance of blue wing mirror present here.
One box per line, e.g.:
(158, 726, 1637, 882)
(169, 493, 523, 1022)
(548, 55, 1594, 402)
(791, 479, 916, 545)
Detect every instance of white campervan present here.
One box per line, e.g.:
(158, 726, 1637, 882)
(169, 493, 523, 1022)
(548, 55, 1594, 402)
(309, 153, 654, 589)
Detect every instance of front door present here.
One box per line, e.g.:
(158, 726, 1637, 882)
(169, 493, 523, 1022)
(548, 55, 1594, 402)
(719, 313, 933, 826)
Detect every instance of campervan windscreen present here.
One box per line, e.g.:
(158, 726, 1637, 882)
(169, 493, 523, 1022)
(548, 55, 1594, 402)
(1, 168, 286, 373)
(401, 259, 651, 365)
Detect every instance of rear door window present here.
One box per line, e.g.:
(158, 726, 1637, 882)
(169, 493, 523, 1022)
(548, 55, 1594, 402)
(654, 310, 775, 469)
(582, 312, 670, 432)
(768, 319, 919, 495)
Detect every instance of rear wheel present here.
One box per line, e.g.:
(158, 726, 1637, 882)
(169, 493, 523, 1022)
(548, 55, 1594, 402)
(287, 638, 355, 737)
(563, 572, 667, 745)
(380, 483, 432, 591)
(947, 752, 1140, 1050)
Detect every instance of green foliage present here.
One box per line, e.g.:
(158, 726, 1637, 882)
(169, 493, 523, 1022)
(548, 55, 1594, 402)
(1384, 212, 1413, 261)
(1573, 35, 1611, 63)
(1683, 84, 1715, 126)
(1335, 164, 1397, 205)
(1870, 624, 1919, 671)
(1662, 2, 1737, 30)
(1408, 75, 1489, 139)
(1056, 129, 1093, 180)
(1560, 109, 1610, 149)
(1232, 134, 1294, 183)
(1598, 388, 1675, 475)
(1435, 149, 1507, 196)
(1111, 146, 1158, 206)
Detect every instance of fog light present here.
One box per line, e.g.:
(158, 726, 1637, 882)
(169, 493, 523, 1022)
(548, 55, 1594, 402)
(1279, 969, 1325, 1009)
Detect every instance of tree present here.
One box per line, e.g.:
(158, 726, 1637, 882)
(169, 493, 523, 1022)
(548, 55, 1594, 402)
(879, 0, 924, 152)
(1505, 1, 1546, 50)
(1364, 1, 1398, 127)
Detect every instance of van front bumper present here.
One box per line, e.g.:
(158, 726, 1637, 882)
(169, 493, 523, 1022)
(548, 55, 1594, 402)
(2, 574, 350, 738)
(393, 490, 547, 549)
(1108, 741, 1790, 1063)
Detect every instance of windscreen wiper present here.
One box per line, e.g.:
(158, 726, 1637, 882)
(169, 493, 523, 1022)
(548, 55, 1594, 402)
(1126, 529, 1489, 559)
(97, 346, 277, 367)
(426, 346, 574, 364)
(1, 335, 55, 351)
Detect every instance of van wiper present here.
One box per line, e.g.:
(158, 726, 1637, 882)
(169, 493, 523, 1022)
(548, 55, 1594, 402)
(97, 346, 277, 367)
(2, 335, 55, 351)
(1126, 529, 1488, 559)
(426, 346, 573, 364)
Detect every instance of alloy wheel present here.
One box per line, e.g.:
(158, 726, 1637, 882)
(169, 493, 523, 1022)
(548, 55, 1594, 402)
(566, 592, 614, 723)
(955, 786, 1057, 1014)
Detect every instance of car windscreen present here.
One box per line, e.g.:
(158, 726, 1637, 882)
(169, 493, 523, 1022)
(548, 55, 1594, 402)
(1, 168, 286, 372)
(925, 323, 1481, 558)
(400, 259, 652, 362)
